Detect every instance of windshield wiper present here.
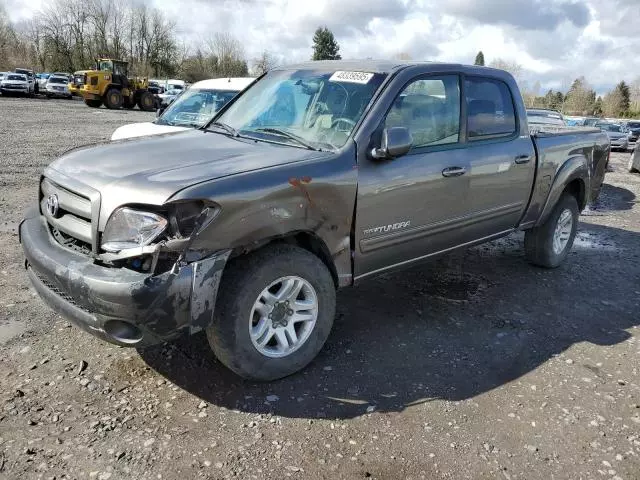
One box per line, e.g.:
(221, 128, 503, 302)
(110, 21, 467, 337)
(208, 121, 238, 137)
(252, 128, 319, 151)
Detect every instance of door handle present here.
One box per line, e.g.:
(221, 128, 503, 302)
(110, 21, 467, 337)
(514, 154, 532, 164)
(442, 166, 467, 177)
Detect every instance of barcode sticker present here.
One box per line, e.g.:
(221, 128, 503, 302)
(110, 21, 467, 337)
(329, 71, 374, 84)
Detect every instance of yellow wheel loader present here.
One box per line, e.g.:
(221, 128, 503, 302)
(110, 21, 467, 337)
(80, 59, 156, 111)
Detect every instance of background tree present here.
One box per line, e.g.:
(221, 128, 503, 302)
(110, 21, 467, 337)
(602, 82, 631, 117)
(489, 58, 522, 82)
(593, 96, 603, 116)
(311, 26, 341, 61)
(252, 50, 278, 75)
(474, 51, 485, 66)
(563, 77, 596, 115)
(393, 51, 411, 60)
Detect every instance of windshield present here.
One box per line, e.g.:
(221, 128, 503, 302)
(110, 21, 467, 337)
(214, 69, 386, 150)
(627, 122, 640, 129)
(6, 74, 25, 81)
(599, 124, 622, 132)
(157, 88, 241, 128)
(48, 77, 67, 84)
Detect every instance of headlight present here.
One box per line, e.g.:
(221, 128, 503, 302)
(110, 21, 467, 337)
(102, 208, 167, 253)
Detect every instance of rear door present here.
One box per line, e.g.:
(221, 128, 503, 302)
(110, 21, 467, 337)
(462, 76, 536, 239)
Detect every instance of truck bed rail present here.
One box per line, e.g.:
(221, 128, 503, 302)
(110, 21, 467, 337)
(529, 125, 601, 137)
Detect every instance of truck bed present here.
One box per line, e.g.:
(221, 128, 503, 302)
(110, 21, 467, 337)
(523, 126, 609, 226)
(529, 125, 601, 137)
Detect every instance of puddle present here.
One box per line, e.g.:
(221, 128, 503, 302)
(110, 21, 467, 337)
(573, 232, 619, 252)
(0, 320, 27, 344)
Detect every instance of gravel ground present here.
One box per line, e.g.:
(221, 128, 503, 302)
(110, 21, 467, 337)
(0, 96, 639, 480)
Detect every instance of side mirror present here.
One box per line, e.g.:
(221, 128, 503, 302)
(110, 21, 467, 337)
(156, 106, 166, 117)
(371, 127, 412, 160)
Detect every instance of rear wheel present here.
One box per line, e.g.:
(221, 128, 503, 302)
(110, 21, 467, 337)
(525, 193, 579, 268)
(206, 244, 336, 381)
(137, 91, 155, 111)
(84, 99, 102, 108)
(104, 88, 123, 109)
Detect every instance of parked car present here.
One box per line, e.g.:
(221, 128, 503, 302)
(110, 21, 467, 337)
(20, 61, 609, 381)
(147, 80, 164, 94)
(36, 73, 51, 90)
(581, 117, 601, 126)
(0, 72, 7, 83)
(596, 122, 629, 151)
(526, 108, 566, 126)
(1, 73, 31, 96)
(157, 88, 183, 107)
(14, 68, 36, 95)
(625, 120, 640, 145)
(111, 77, 255, 140)
(45, 74, 73, 99)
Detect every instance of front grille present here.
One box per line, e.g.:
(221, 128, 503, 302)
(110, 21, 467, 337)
(40, 177, 96, 254)
(29, 266, 93, 313)
(90, 76, 98, 86)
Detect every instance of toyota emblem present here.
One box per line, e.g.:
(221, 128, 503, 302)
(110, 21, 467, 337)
(46, 193, 59, 217)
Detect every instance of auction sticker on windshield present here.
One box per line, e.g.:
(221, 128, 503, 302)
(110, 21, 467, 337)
(329, 71, 374, 84)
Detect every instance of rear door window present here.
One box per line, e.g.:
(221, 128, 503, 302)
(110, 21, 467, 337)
(465, 77, 516, 139)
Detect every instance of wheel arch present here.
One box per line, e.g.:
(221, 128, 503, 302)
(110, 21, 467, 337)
(229, 231, 340, 289)
(536, 156, 589, 227)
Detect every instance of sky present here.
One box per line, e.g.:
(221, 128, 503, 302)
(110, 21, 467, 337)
(5, 0, 640, 96)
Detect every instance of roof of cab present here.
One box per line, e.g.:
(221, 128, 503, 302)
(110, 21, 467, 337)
(190, 77, 255, 91)
(276, 59, 513, 77)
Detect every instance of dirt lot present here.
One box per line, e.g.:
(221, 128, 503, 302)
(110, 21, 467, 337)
(0, 96, 639, 480)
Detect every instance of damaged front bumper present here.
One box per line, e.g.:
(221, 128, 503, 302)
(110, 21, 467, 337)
(20, 214, 229, 347)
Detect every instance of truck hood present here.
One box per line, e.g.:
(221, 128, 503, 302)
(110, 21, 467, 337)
(46, 129, 329, 228)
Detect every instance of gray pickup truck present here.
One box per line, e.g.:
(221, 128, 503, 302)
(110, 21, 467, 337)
(20, 61, 609, 380)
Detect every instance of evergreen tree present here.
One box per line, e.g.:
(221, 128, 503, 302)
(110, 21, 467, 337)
(474, 51, 485, 66)
(311, 27, 341, 61)
(616, 81, 631, 113)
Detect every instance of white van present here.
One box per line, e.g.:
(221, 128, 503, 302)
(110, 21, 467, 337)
(111, 77, 255, 141)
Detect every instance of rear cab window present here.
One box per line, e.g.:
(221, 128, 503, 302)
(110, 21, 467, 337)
(465, 77, 516, 139)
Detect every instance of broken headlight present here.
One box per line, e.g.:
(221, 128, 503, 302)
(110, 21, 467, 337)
(102, 208, 168, 253)
(168, 201, 220, 238)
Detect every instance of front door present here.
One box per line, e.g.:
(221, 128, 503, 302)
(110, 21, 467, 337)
(354, 74, 474, 279)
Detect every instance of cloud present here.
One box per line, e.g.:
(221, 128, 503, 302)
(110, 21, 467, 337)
(3, 0, 639, 94)
(441, 0, 590, 31)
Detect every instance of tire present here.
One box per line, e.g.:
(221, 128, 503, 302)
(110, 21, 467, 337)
(104, 88, 123, 109)
(207, 244, 336, 381)
(84, 99, 102, 108)
(137, 91, 155, 111)
(525, 193, 579, 268)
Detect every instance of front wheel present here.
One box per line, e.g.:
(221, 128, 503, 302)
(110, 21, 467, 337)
(207, 244, 336, 381)
(525, 193, 579, 268)
(104, 88, 123, 109)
